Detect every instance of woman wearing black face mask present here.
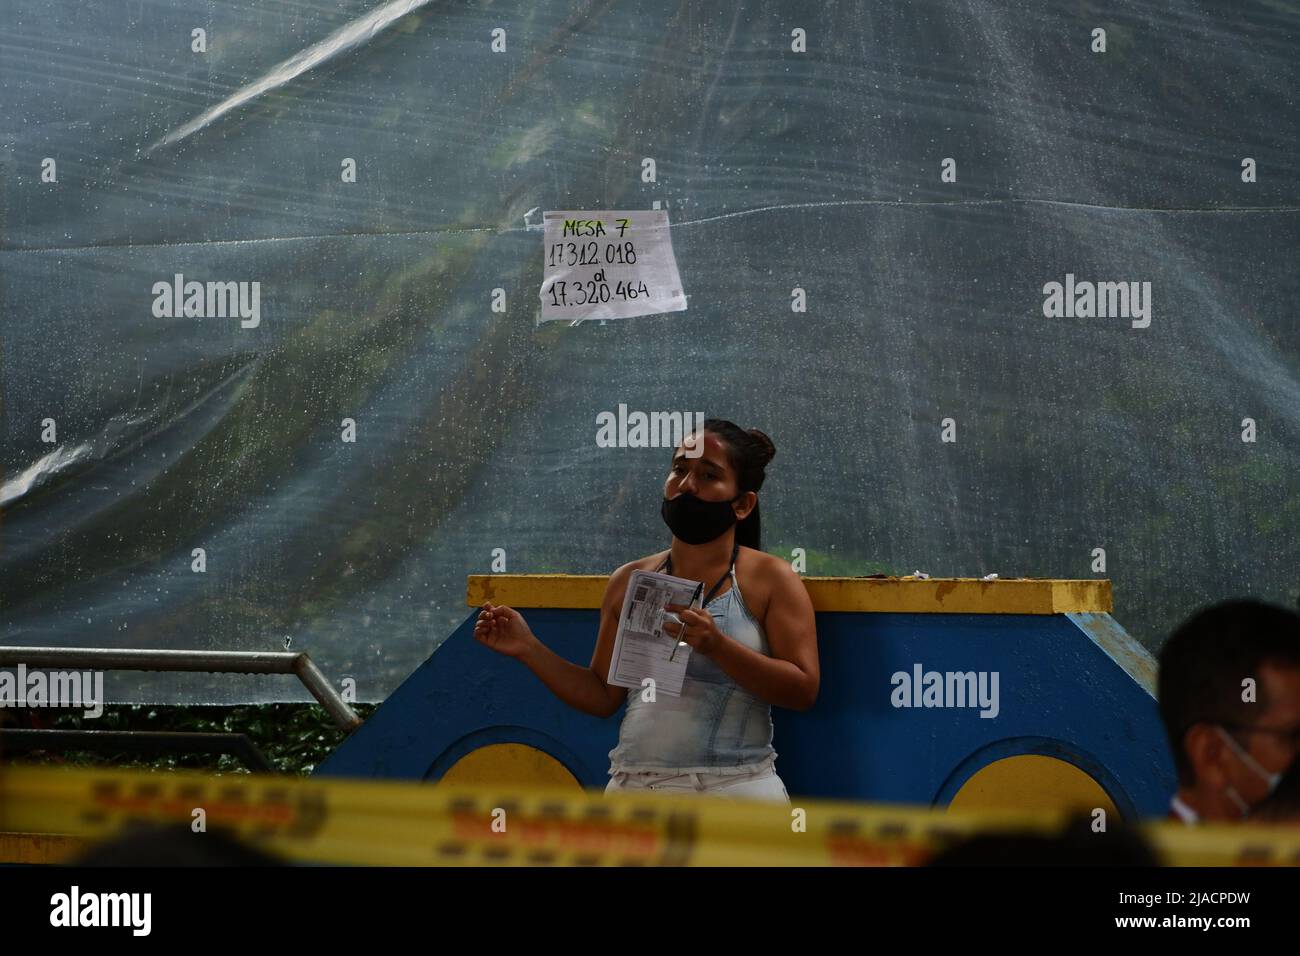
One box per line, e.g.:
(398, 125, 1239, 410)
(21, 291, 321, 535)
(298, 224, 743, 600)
(475, 419, 819, 803)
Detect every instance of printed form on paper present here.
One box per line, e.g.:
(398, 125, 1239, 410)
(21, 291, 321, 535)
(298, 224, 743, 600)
(607, 569, 704, 697)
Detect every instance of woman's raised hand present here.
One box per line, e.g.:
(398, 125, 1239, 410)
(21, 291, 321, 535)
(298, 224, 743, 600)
(473, 601, 540, 659)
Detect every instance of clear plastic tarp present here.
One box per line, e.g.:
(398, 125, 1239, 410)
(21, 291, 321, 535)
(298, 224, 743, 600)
(2, 1, 1297, 702)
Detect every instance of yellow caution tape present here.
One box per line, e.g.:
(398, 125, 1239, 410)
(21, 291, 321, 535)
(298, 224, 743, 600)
(1, 765, 1297, 866)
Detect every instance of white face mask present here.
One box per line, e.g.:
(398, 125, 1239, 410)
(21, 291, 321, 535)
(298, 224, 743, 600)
(1215, 726, 1284, 816)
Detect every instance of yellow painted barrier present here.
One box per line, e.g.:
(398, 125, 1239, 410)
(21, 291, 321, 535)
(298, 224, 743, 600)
(0, 831, 86, 864)
(467, 575, 1112, 614)
(2, 765, 1298, 866)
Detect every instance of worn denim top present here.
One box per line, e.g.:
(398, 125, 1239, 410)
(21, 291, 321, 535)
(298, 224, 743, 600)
(607, 545, 777, 775)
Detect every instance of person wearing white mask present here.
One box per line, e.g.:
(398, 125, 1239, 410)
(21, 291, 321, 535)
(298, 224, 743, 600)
(1157, 599, 1300, 823)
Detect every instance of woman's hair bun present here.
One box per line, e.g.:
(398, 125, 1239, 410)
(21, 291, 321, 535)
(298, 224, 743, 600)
(748, 428, 776, 466)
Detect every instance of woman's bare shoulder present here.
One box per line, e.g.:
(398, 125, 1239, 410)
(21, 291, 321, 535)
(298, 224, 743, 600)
(628, 550, 671, 573)
(739, 546, 790, 577)
(600, 554, 666, 615)
(608, 551, 670, 584)
(737, 547, 792, 618)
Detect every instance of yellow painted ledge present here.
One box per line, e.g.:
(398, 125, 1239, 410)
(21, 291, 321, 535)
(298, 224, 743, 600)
(468, 575, 1111, 614)
(0, 832, 86, 865)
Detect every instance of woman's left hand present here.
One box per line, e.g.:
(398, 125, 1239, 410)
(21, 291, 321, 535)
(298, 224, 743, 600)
(662, 604, 724, 655)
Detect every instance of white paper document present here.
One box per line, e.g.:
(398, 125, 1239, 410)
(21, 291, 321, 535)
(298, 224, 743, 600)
(538, 209, 688, 324)
(607, 569, 703, 697)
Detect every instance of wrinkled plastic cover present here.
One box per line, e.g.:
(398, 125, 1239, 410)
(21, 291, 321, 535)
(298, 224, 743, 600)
(2, 2, 1298, 703)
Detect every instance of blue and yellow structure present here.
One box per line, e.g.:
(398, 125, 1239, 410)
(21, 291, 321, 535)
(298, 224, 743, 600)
(317, 575, 1175, 820)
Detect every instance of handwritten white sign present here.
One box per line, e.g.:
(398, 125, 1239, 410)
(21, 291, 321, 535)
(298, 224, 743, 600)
(538, 210, 687, 324)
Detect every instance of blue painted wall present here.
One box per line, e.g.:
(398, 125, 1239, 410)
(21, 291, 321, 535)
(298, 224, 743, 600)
(316, 608, 1176, 817)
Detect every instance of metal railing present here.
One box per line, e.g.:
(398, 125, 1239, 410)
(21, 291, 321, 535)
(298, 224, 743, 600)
(0, 647, 362, 731)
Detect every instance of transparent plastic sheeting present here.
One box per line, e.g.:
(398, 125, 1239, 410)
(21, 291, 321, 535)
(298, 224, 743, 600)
(2, 2, 1297, 703)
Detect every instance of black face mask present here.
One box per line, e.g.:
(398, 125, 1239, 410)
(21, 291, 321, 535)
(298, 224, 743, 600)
(661, 491, 743, 544)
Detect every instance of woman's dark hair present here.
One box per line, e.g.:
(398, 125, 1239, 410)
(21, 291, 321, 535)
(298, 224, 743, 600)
(702, 418, 776, 551)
